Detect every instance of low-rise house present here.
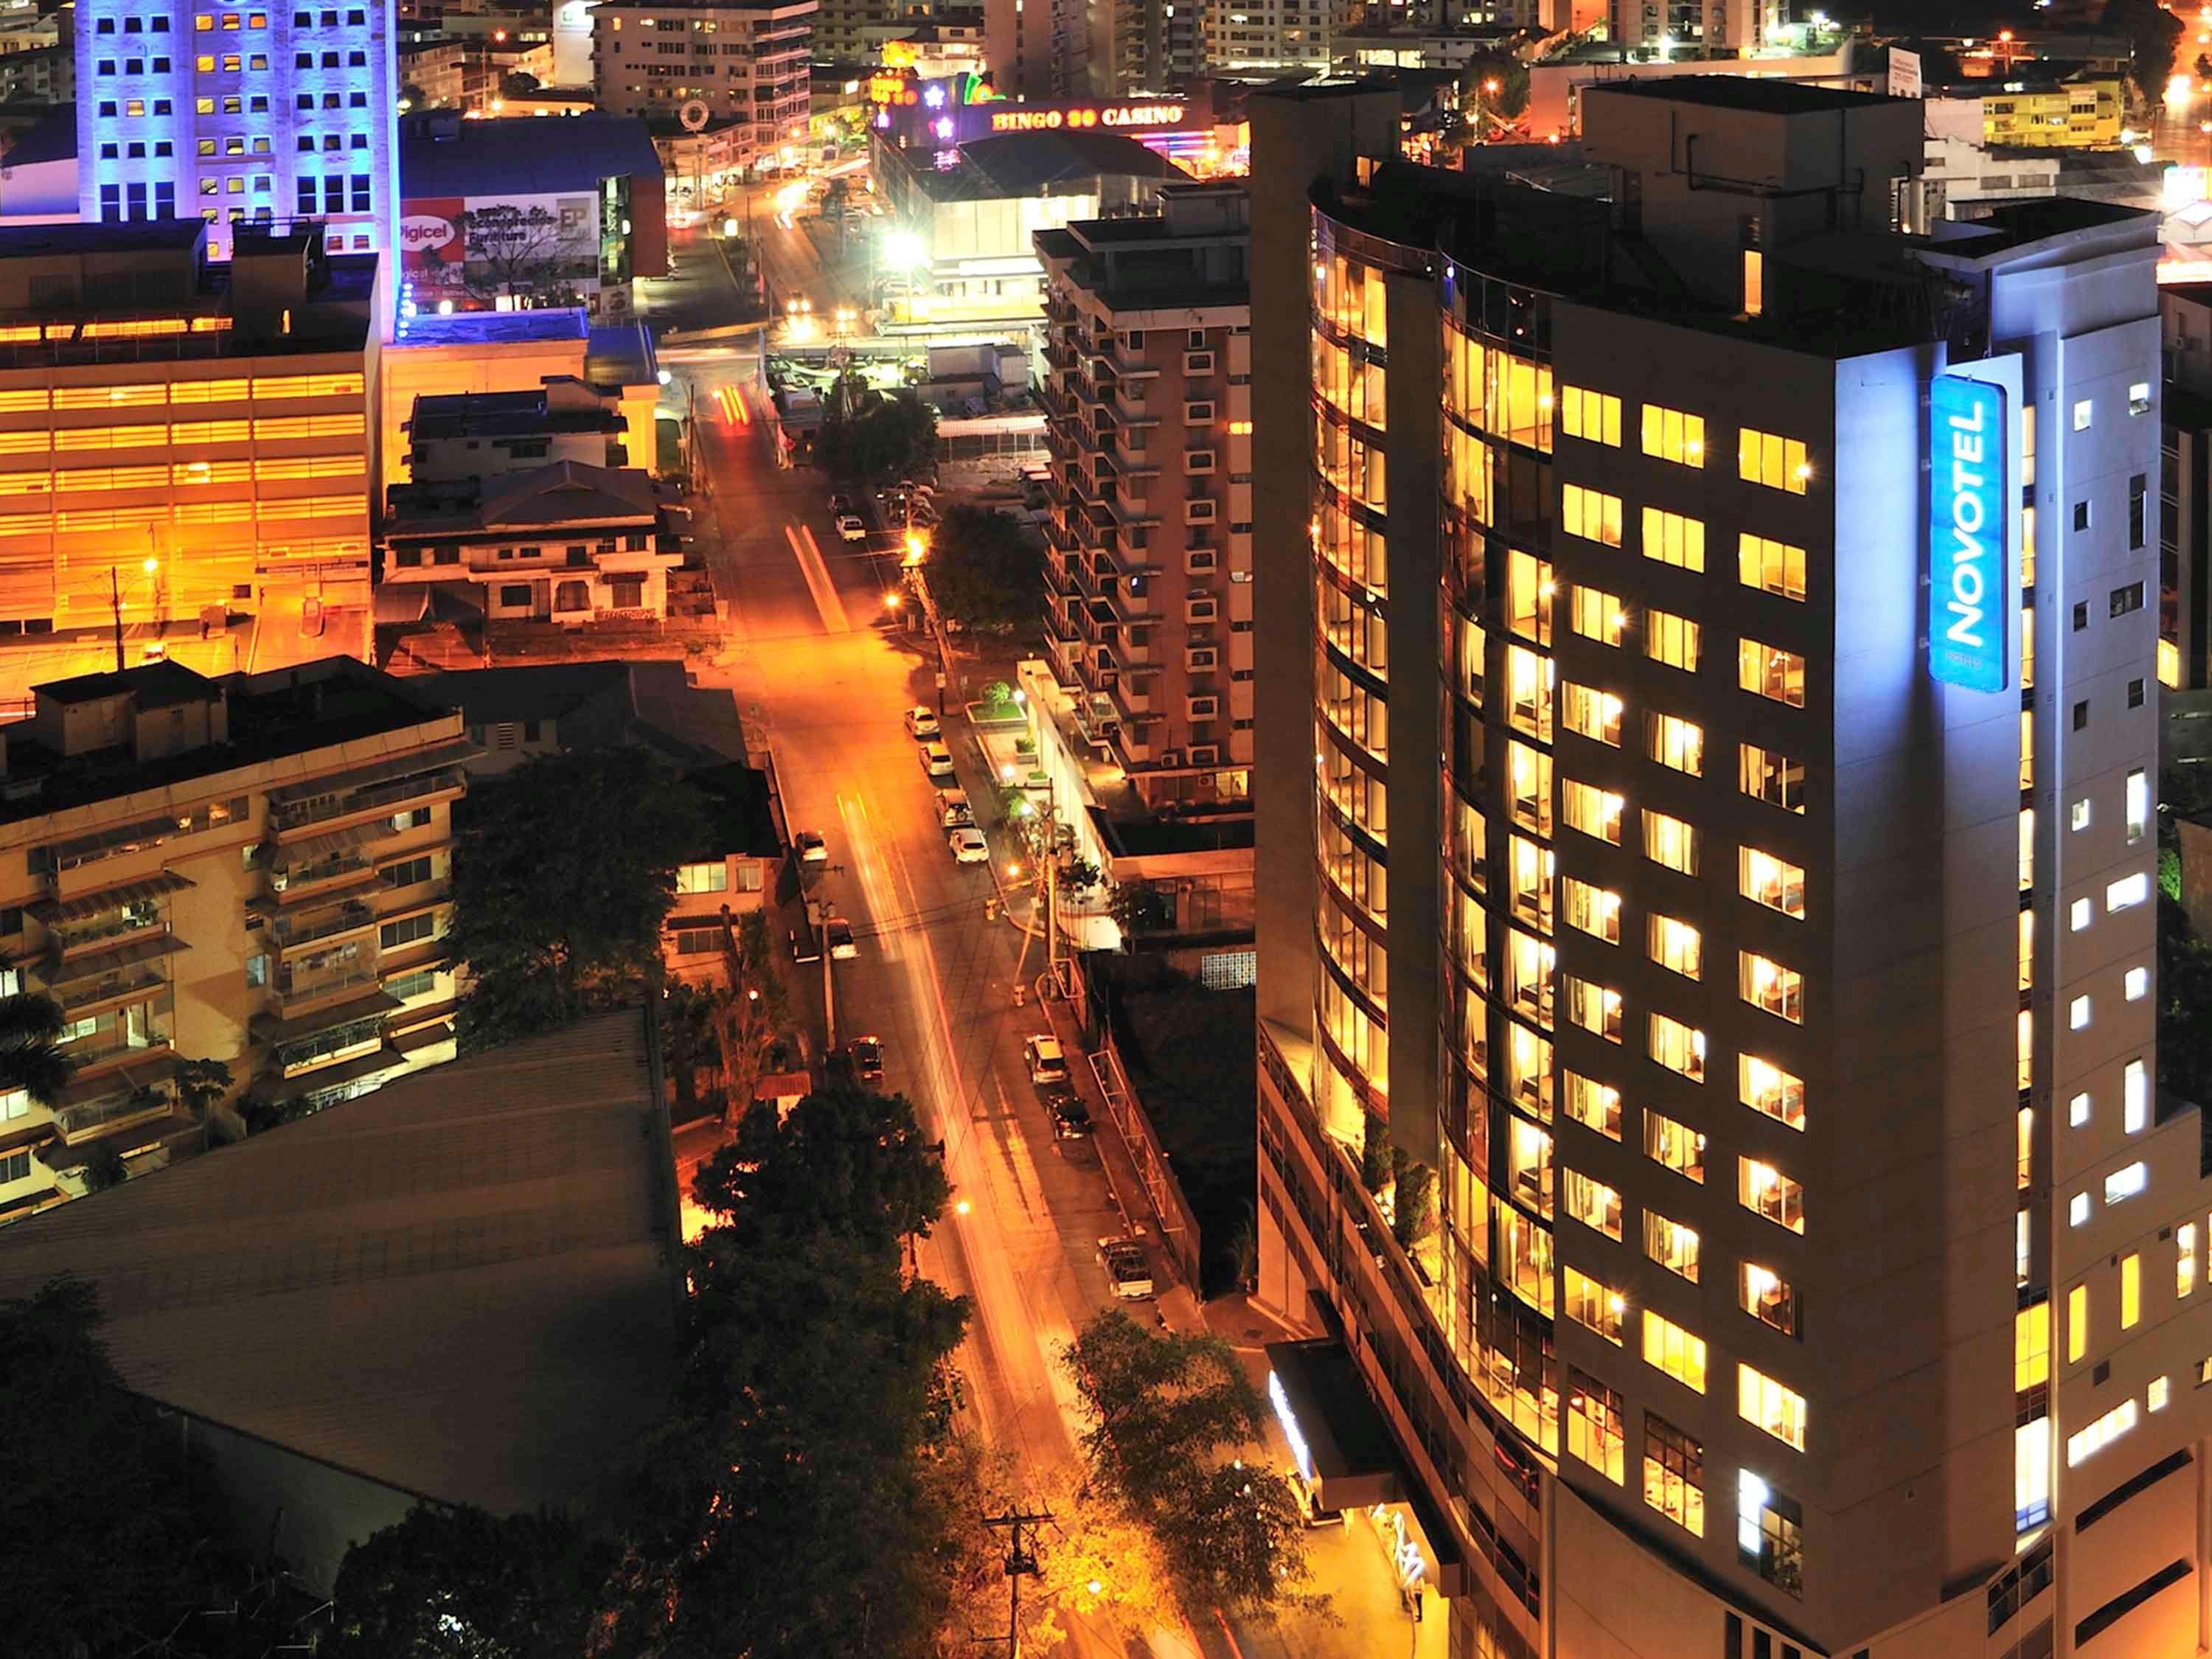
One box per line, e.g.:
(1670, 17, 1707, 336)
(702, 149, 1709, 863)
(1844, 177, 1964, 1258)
(383, 459, 684, 624)
(404, 378, 632, 482)
(664, 762, 785, 984)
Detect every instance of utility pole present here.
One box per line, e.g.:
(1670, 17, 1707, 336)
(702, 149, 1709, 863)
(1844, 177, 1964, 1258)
(979, 1509, 1049, 1657)
(108, 565, 124, 672)
(818, 900, 836, 1051)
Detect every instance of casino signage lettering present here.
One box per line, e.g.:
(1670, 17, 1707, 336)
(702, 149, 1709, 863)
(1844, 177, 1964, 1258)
(987, 102, 1186, 133)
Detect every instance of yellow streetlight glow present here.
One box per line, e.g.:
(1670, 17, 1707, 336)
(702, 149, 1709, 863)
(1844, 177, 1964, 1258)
(884, 591, 902, 608)
(955, 1197, 973, 1215)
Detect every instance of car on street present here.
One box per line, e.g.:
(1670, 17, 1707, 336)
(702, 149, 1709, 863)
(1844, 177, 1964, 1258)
(1025, 1034, 1069, 1085)
(1098, 1236, 1153, 1300)
(826, 917, 858, 959)
(1286, 1468, 1344, 1528)
(848, 1034, 884, 1084)
(905, 706, 941, 740)
(829, 492, 855, 516)
(835, 512, 867, 543)
(940, 789, 973, 829)
(947, 827, 989, 863)
(794, 829, 828, 864)
(920, 740, 956, 782)
(1047, 1091, 1092, 1138)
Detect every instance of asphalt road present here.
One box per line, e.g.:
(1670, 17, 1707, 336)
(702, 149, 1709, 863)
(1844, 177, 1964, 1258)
(678, 363, 1193, 1656)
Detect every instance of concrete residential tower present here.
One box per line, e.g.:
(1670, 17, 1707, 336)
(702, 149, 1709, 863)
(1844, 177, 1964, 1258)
(1253, 76, 2202, 1659)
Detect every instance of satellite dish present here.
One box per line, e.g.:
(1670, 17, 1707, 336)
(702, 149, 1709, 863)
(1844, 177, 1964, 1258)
(680, 99, 710, 133)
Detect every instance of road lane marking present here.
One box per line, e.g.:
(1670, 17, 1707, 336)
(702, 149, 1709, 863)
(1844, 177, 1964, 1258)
(784, 521, 849, 633)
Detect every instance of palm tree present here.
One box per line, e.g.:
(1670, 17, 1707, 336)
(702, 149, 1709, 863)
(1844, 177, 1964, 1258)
(0, 956, 72, 1107)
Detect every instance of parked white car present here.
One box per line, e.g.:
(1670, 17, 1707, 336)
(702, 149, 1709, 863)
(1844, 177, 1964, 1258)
(904, 706, 941, 740)
(948, 827, 989, 863)
(1025, 1034, 1068, 1085)
(1098, 1236, 1153, 1300)
(920, 741, 956, 782)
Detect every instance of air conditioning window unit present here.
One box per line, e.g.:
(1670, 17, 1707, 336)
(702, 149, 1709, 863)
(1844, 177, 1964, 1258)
(1188, 648, 1217, 669)
(1161, 748, 1183, 767)
(1186, 549, 1218, 571)
(1190, 744, 1220, 765)
(1186, 450, 1217, 473)
(1184, 500, 1217, 524)
(1188, 599, 1218, 620)
(1188, 698, 1219, 718)
(1183, 350, 1216, 375)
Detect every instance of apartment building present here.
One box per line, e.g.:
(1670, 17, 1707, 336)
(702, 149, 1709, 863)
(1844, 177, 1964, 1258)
(592, 0, 815, 173)
(0, 655, 466, 1225)
(1253, 76, 2199, 1659)
(1034, 182, 1251, 809)
(1608, 0, 1784, 51)
(0, 219, 377, 688)
(74, 0, 400, 272)
(1203, 0, 1329, 74)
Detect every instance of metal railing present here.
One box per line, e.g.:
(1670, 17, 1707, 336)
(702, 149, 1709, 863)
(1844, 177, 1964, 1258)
(271, 768, 462, 833)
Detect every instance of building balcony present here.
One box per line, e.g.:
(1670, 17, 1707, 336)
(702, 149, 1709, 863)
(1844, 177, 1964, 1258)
(267, 743, 473, 836)
(40, 925, 187, 987)
(1110, 675, 1155, 720)
(271, 900, 376, 953)
(271, 958, 382, 1010)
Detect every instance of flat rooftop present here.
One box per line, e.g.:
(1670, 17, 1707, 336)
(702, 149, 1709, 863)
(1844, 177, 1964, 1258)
(0, 1009, 679, 1515)
(0, 657, 459, 827)
(394, 307, 592, 347)
(1587, 75, 1907, 115)
(408, 384, 625, 443)
(0, 218, 206, 258)
(400, 111, 665, 198)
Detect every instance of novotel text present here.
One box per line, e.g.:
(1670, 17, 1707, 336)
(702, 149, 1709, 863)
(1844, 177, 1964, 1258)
(1927, 373, 2011, 693)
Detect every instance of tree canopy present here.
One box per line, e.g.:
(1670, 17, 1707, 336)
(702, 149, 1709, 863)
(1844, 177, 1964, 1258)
(2105, 0, 2183, 100)
(1062, 1310, 1319, 1619)
(449, 747, 711, 1052)
(328, 1504, 611, 1659)
(925, 504, 1045, 633)
(818, 383, 937, 484)
(0, 957, 72, 1106)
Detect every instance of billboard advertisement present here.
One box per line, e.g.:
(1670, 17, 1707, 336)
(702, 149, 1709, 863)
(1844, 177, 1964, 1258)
(397, 192, 602, 310)
(399, 196, 469, 299)
(1928, 372, 2011, 692)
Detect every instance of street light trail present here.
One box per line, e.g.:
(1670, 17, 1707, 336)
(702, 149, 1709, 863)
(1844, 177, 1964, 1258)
(782, 522, 849, 633)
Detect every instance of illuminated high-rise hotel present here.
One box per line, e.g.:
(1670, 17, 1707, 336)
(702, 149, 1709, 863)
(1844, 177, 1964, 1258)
(74, 0, 400, 268)
(1253, 76, 2211, 1659)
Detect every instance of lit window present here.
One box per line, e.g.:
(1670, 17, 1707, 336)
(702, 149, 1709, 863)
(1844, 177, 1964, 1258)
(1563, 1071, 1621, 1139)
(1561, 877, 1620, 944)
(1644, 606, 1701, 672)
(2071, 799, 2091, 832)
(1642, 809, 1697, 874)
(1742, 249, 1763, 317)
(1649, 1012, 1705, 1082)
(1644, 1107, 1705, 1181)
(1564, 975, 1624, 1043)
(1642, 506, 1705, 571)
(1740, 952, 1803, 1024)
(2070, 897, 2091, 931)
(2065, 1399, 2138, 1466)
(1740, 1157, 1805, 1233)
(2122, 1251, 2142, 1329)
(1739, 742, 1804, 813)
(2069, 1192, 2090, 1226)
(1739, 1054, 1805, 1130)
(2070, 995, 2091, 1031)
(1738, 532, 1806, 600)
(1563, 1266, 1625, 1343)
(2151, 1374, 2171, 1412)
(1646, 712, 1703, 776)
(2016, 1302, 2050, 1390)
(2124, 1058, 2148, 1133)
(1740, 849, 1805, 919)
(1646, 1211, 1700, 1281)
(1738, 1365, 1806, 1452)
(1561, 681, 1622, 746)
(1566, 1368, 1626, 1482)
(1739, 639, 1806, 707)
(1562, 780, 1625, 845)
(2107, 872, 2148, 911)
(1642, 1310, 1708, 1393)
(2126, 768, 2149, 844)
(2126, 966, 2148, 1001)
(1564, 1169, 1622, 1239)
(2130, 381, 2152, 416)
(1739, 427, 1810, 493)
(2179, 1223, 2197, 1298)
(1736, 1471, 1804, 1596)
(1741, 1263, 1800, 1338)
(1561, 385, 1621, 446)
(675, 860, 728, 894)
(1649, 914, 1702, 979)
(1562, 482, 1622, 546)
(2021, 808, 2034, 892)
(2069, 1091, 2090, 1127)
(1573, 584, 1624, 646)
(1644, 1413, 1704, 1535)
(2072, 398, 2092, 431)
(1641, 403, 1705, 467)
(2067, 1283, 2087, 1363)
(2106, 1161, 2148, 1203)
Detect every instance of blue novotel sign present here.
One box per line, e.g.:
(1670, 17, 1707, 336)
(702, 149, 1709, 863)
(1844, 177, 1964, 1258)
(1929, 373, 2012, 693)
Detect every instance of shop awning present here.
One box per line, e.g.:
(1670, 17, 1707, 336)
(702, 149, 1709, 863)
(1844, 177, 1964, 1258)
(1266, 1337, 1468, 1596)
(27, 869, 194, 924)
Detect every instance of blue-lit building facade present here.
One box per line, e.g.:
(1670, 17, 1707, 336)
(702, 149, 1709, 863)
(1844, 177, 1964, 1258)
(1253, 77, 2211, 1659)
(74, 0, 400, 271)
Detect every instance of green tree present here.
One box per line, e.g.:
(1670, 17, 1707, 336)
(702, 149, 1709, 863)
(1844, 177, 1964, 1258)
(692, 1083, 951, 1256)
(925, 504, 1043, 633)
(174, 1057, 232, 1118)
(1360, 1106, 1391, 1192)
(0, 1276, 253, 1657)
(662, 912, 791, 1123)
(499, 69, 540, 99)
(2104, 0, 2184, 102)
(1062, 1310, 1318, 1619)
(818, 383, 937, 484)
(1391, 1144, 1435, 1249)
(2160, 893, 2212, 1105)
(1460, 52, 1530, 123)
(0, 961, 72, 1107)
(330, 1504, 611, 1659)
(450, 748, 710, 1053)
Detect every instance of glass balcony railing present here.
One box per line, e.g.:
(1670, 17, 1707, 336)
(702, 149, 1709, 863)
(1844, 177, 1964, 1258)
(271, 768, 463, 834)
(271, 901, 374, 950)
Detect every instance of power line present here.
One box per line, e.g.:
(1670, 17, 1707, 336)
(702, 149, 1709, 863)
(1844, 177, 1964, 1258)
(978, 1508, 1051, 1656)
